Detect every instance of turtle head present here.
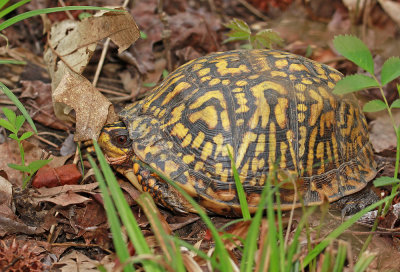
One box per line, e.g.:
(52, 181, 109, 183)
(98, 121, 133, 165)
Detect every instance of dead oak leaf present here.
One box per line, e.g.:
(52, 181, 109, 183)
(35, 190, 91, 206)
(53, 71, 118, 141)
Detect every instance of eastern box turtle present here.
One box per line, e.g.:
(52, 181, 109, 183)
(98, 49, 377, 216)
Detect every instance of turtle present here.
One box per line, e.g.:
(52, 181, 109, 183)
(98, 49, 378, 216)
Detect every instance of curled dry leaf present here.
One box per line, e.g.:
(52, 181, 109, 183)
(44, 8, 139, 140)
(52, 71, 118, 141)
(32, 164, 82, 188)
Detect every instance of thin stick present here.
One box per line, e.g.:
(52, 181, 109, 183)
(236, 0, 269, 22)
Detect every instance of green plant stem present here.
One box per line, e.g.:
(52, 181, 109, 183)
(17, 139, 25, 180)
(372, 75, 400, 215)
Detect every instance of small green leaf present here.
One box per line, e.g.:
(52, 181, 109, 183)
(15, 115, 25, 131)
(363, 99, 387, 112)
(333, 35, 374, 74)
(223, 35, 249, 44)
(19, 131, 33, 141)
(8, 163, 29, 172)
(162, 69, 169, 79)
(224, 18, 251, 34)
(142, 82, 156, 88)
(78, 12, 91, 20)
(0, 118, 15, 133)
(254, 29, 283, 49)
(27, 159, 52, 173)
(333, 74, 379, 95)
(373, 176, 400, 187)
(0, 82, 37, 133)
(140, 31, 147, 39)
(390, 99, 400, 109)
(8, 134, 18, 141)
(381, 57, 400, 85)
(2, 107, 16, 125)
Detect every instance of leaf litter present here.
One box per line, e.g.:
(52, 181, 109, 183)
(1, 0, 400, 270)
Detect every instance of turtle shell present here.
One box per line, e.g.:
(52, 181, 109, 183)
(119, 49, 377, 215)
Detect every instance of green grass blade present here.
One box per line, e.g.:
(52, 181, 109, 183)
(92, 141, 162, 271)
(88, 156, 134, 272)
(275, 188, 285, 271)
(285, 206, 316, 271)
(332, 242, 347, 272)
(0, 6, 124, 31)
(302, 196, 389, 268)
(354, 252, 375, 272)
(137, 193, 181, 271)
(265, 179, 279, 271)
(227, 147, 250, 220)
(0, 0, 10, 11)
(241, 175, 279, 272)
(0, 0, 31, 19)
(135, 160, 233, 272)
(321, 250, 331, 272)
(0, 59, 27, 65)
(0, 82, 37, 133)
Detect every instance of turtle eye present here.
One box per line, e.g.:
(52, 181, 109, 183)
(111, 132, 131, 148)
(116, 135, 127, 145)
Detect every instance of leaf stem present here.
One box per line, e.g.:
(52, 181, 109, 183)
(372, 74, 400, 215)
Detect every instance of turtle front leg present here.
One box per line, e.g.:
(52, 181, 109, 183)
(331, 187, 380, 217)
(127, 163, 195, 214)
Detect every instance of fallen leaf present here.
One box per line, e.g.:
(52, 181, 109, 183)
(52, 71, 118, 141)
(35, 190, 91, 206)
(33, 183, 99, 198)
(52, 250, 102, 272)
(43, 8, 139, 139)
(378, 0, 400, 28)
(369, 111, 400, 153)
(19, 80, 72, 131)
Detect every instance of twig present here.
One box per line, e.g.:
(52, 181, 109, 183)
(97, 87, 130, 97)
(33, 134, 59, 148)
(58, 0, 74, 20)
(92, 0, 131, 87)
(157, 0, 173, 71)
(236, 0, 270, 22)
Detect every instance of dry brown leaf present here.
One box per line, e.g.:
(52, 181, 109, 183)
(19, 80, 72, 131)
(0, 177, 44, 236)
(369, 111, 400, 153)
(44, 8, 139, 139)
(52, 71, 118, 141)
(35, 190, 91, 206)
(52, 250, 101, 272)
(44, 8, 139, 90)
(378, 0, 400, 28)
(32, 183, 99, 198)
